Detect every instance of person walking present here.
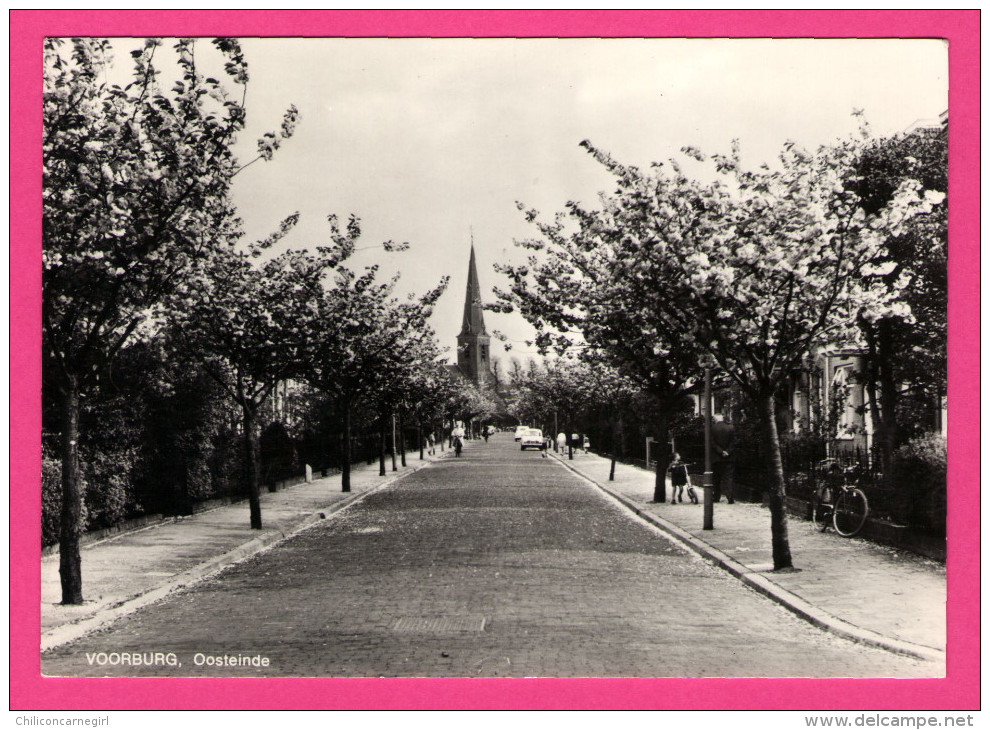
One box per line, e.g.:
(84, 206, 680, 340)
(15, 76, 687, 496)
(556, 432, 567, 454)
(452, 422, 465, 457)
(711, 413, 736, 503)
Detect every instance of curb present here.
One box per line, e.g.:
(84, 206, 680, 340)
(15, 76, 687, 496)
(548, 452, 946, 665)
(41, 457, 443, 653)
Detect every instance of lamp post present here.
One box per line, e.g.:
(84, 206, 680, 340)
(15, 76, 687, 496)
(702, 361, 715, 530)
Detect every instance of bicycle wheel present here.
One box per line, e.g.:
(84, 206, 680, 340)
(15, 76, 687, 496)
(832, 488, 869, 537)
(811, 486, 832, 531)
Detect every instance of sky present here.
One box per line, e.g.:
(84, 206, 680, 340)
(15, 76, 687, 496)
(213, 37, 948, 366)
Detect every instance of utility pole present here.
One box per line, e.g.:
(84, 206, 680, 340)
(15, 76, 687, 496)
(703, 364, 714, 530)
(391, 412, 398, 471)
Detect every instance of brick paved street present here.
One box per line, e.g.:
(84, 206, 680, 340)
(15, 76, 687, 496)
(42, 434, 935, 678)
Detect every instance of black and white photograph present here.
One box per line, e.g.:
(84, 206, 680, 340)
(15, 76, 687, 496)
(36, 31, 953, 688)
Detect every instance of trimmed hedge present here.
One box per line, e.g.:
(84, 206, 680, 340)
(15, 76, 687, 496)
(891, 432, 947, 531)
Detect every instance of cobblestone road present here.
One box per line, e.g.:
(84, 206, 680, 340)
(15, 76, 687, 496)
(42, 435, 934, 677)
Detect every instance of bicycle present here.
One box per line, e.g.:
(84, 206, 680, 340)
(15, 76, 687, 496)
(811, 460, 870, 537)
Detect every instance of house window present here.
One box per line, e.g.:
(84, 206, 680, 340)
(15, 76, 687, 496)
(830, 365, 857, 440)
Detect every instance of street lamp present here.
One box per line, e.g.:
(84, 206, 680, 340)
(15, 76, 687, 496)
(701, 356, 715, 530)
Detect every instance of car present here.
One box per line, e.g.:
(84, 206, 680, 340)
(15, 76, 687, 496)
(520, 428, 546, 451)
(514, 425, 530, 442)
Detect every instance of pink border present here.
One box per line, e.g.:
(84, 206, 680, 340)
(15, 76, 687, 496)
(11, 10, 979, 710)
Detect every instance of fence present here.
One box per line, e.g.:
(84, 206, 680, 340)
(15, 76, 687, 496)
(641, 430, 943, 534)
(778, 441, 899, 523)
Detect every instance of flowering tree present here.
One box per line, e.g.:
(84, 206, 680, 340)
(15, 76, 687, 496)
(405, 358, 459, 459)
(444, 379, 499, 441)
(502, 132, 940, 570)
(42, 38, 296, 603)
(509, 356, 636, 474)
(508, 358, 589, 457)
(391, 337, 453, 465)
(171, 221, 342, 529)
(609, 135, 942, 569)
(299, 229, 447, 491)
(365, 321, 447, 475)
(577, 356, 640, 480)
(851, 126, 948, 479)
(494, 142, 711, 497)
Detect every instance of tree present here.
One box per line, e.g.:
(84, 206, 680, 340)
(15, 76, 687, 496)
(444, 379, 499, 440)
(501, 132, 939, 570)
(509, 359, 590, 458)
(852, 125, 948, 481)
(494, 140, 711, 499)
(611, 135, 941, 569)
(381, 337, 451, 465)
(408, 360, 458, 458)
(299, 229, 447, 491)
(42, 38, 296, 603)
(577, 356, 639, 481)
(170, 227, 337, 529)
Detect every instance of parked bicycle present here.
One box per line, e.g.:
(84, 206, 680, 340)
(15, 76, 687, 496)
(811, 459, 870, 537)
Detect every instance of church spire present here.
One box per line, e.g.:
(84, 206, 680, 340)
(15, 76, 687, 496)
(456, 234, 491, 385)
(459, 238, 487, 337)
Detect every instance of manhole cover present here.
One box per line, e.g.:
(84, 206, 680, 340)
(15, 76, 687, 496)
(390, 615, 487, 633)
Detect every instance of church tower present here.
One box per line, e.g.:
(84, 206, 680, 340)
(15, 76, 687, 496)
(456, 243, 491, 385)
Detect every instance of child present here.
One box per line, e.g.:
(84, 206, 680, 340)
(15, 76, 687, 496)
(669, 453, 698, 504)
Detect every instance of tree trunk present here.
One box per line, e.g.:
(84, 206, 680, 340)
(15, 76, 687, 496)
(877, 318, 899, 486)
(864, 317, 900, 487)
(341, 402, 352, 492)
(758, 390, 793, 570)
(652, 410, 669, 503)
(418, 421, 424, 461)
(863, 321, 884, 454)
(390, 410, 398, 472)
(399, 408, 407, 467)
(608, 424, 615, 482)
(379, 412, 387, 477)
(58, 377, 84, 605)
(609, 414, 620, 482)
(242, 402, 262, 530)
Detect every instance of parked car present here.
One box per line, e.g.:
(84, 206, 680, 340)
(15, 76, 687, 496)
(520, 428, 546, 451)
(514, 425, 530, 442)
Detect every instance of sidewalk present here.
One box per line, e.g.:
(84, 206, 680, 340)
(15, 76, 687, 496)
(41, 448, 450, 651)
(550, 448, 946, 665)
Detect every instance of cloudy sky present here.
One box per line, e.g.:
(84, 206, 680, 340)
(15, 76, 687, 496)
(217, 38, 947, 365)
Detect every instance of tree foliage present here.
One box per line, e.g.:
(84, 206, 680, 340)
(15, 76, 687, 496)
(498, 131, 942, 570)
(170, 216, 344, 528)
(852, 126, 947, 476)
(298, 224, 448, 491)
(43, 37, 296, 602)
